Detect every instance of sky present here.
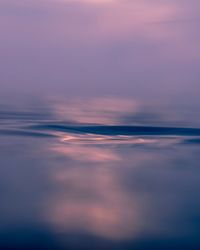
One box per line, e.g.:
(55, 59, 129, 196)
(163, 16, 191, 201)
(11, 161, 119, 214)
(0, 0, 200, 107)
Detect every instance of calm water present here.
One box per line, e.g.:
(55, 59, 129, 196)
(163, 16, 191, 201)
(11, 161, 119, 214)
(1, 0, 200, 249)
(0, 97, 200, 250)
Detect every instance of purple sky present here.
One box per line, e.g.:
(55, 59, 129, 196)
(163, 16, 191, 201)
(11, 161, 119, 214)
(0, 0, 200, 106)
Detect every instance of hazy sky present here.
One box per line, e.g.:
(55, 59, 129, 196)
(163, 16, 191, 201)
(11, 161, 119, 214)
(0, 0, 200, 106)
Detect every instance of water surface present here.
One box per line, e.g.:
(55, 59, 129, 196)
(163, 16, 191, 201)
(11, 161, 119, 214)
(1, 0, 200, 249)
(0, 97, 200, 250)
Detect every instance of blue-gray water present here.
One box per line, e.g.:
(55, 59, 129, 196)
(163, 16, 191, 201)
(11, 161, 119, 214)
(0, 97, 200, 250)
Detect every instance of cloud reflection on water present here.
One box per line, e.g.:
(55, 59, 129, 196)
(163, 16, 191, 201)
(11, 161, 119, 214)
(44, 138, 200, 244)
(47, 165, 141, 240)
(53, 96, 138, 125)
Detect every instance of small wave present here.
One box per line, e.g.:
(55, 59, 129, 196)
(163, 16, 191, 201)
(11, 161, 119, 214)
(1, 109, 200, 145)
(29, 124, 200, 137)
